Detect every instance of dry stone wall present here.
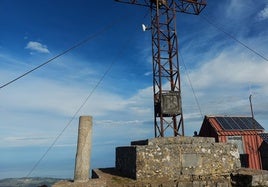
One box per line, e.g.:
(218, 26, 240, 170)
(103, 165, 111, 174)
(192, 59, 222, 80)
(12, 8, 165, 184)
(116, 137, 241, 180)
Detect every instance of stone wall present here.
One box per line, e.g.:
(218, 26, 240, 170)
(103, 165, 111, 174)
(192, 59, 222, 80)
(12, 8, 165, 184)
(116, 137, 241, 180)
(92, 168, 231, 187)
(54, 136, 268, 187)
(231, 168, 268, 186)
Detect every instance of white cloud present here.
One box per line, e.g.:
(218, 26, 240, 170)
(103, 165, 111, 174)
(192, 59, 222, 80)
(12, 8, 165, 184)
(180, 37, 268, 129)
(25, 41, 50, 54)
(258, 4, 268, 21)
(144, 71, 152, 76)
(224, 0, 255, 20)
(188, 54, 268, 90)
(3, 136, 53, 147)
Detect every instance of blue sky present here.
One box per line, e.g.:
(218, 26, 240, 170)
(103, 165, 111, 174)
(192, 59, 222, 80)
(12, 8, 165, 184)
(1, 0, 268, 179)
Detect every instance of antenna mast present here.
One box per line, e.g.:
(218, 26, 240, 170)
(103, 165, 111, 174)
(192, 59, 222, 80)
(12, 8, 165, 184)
(115, 0, 206, 137)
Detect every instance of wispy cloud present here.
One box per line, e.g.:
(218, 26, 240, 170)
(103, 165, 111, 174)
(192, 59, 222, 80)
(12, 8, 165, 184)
(258, 4, 268, 21)
(224, 0, 255, 20)
(181, 36, 268, 121)
(25, 41, 50, 54)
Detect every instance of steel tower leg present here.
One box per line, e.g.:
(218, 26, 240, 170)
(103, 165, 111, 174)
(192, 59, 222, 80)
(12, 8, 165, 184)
(151, 0, 184, 137)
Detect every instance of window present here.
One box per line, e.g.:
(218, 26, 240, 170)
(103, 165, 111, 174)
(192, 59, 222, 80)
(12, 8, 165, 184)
(227, 136, 245, 154)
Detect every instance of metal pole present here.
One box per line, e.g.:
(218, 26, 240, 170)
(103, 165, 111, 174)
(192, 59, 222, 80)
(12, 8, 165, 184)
(249, 95, 262, 170)
(249, 94, 255, 119)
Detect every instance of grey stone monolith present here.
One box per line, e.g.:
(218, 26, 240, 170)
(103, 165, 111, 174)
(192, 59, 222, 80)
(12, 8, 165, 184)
(74, 116, 92, 182)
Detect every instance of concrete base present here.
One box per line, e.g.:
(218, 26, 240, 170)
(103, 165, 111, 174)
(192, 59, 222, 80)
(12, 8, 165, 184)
(53, 168, 268, 187)
(91, 168, 231, 187)
(116, 136, 241, 180)
(53, 137, 268, 187)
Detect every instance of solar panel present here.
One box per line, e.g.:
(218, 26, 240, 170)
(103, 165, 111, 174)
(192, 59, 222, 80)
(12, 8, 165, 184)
(215, 117, 232, 130)
(245, 117, 264, 130)
(226, 117, 240, 129)
(235, 117, 247, 129)
(244, 118, 253, 129)
(215, 116, 264, 131)
(259, 133, 268, 144)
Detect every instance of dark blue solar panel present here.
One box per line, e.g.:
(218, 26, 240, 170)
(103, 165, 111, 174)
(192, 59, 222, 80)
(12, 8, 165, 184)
(244, 118, 253, 129)
(227, 117, 240, 129)
(244, 117, 264, 130)
(236, 117, 247, 129)
(259, 133, 268, 144)
(215, 116, 264, 131)
(216, 117, 232, 130)
(237, 117, 250, 129)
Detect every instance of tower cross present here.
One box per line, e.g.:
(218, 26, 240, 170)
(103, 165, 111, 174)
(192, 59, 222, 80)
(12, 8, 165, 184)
(116, 0, 206, 137)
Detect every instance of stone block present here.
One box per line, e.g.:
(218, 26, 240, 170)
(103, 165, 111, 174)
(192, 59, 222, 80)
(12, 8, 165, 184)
(251, 172, 268, 186)
(115, 146, 136, 179)
(116, 137, 240, 180)
(131, 136, 215, 146)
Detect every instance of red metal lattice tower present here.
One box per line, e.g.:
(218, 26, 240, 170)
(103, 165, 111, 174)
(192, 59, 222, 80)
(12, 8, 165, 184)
(116, 0, 206, 137)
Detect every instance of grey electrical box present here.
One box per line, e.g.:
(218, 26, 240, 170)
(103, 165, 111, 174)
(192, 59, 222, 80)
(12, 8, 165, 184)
(161, 91, 181, 115)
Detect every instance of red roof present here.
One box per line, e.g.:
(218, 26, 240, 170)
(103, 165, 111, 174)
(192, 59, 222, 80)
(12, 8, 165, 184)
(205, 115, 264, 136)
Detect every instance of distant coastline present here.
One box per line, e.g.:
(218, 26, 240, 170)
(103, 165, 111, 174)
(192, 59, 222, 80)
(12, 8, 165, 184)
(0, 177, 66, 187)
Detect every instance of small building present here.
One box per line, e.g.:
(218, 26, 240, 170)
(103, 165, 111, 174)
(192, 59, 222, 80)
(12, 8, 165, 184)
(259, 133, 268, 170)
(199, 115, 268, 170)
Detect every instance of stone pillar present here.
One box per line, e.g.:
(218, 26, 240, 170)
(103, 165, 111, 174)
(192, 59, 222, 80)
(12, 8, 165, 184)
(74, 116, 92, 182)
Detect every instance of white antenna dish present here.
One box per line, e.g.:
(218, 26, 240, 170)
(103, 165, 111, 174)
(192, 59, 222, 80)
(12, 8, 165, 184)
(142, 24, 147, 32)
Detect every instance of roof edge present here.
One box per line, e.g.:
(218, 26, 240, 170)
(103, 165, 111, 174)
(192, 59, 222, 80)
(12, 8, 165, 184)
(205, 114, 253, 118)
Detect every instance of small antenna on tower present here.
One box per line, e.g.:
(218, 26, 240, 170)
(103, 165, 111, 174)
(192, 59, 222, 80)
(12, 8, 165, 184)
(142, 24, 147, 31)
(141, 24, 151, 32)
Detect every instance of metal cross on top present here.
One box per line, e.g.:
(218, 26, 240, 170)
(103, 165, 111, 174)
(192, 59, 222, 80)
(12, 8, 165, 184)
(115, 0, 206, 137)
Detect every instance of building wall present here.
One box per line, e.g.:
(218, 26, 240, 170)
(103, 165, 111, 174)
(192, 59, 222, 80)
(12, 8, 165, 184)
(219, 135, 263, 169)
(199, 117, 264, 170)
(260, 142, 268, 170)
(243, 134, 263, 169)
(219, 133, 262, 169)
(199, 119, 218, 141)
